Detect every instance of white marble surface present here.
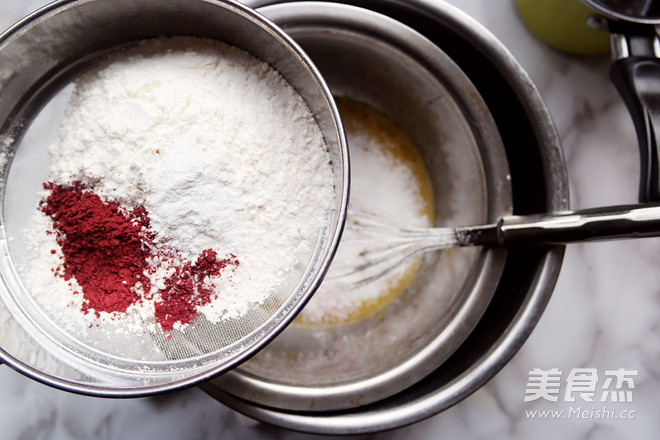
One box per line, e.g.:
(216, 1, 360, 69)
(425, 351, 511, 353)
(1, 0, 659, 439)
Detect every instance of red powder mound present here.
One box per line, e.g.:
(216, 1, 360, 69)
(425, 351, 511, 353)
(41, 182, 239, 331)
(154, 249, 239, 331)
(41, 182, 152, 315)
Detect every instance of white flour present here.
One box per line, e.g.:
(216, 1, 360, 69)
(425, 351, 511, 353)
(24, 37, 334, 331)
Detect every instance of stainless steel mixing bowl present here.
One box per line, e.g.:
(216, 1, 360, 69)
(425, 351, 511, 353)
(202, 0, 567, 434)
(207, 1, 513, 412)
(0, 0, 348, 396)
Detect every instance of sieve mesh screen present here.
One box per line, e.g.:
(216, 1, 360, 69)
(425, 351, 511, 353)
(1, 100, 326, 368)
(3, 97, 316, 361)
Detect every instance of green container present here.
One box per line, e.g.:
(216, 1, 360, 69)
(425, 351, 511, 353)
(514, 0, 610, 55)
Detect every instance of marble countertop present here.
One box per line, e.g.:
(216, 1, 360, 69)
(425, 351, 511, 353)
(0, 0, 658, 439)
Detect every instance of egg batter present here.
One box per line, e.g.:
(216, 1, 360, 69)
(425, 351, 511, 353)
(295, 98, 434, 327)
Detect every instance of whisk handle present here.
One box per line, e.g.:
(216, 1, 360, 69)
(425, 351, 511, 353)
(492, 204, 660, 246)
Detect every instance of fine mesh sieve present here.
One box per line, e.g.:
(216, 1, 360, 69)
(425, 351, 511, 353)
(0, 0, 347, 396)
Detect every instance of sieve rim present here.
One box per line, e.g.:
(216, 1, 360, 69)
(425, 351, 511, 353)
(0, 0, 349, 397)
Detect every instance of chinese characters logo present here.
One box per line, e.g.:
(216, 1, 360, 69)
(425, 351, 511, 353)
(524, 368, 638, 403)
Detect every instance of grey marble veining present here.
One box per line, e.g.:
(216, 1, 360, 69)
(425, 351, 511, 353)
(0, 0, 659, 438)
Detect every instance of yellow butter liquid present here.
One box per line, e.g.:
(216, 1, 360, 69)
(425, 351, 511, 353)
(295, 98, 434, 327)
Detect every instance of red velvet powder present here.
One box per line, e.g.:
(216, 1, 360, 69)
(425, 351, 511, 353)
(41, 182, 152, 315)
(154, 249, 239, 331)
(41, 182, 238, 331)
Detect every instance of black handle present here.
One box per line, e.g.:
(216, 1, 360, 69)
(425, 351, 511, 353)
(607, 20, 660, 203)
(611, 55, 660, 202)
